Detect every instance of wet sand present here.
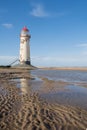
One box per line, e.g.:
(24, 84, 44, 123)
(0, 68, 87, 130)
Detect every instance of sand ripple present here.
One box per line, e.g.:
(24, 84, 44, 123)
(0, 69, 87, 130)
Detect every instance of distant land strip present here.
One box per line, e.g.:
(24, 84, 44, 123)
(38, 67, 87, 71)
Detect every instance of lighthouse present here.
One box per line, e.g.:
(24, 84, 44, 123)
(12, 26, 35, 69)
(20, 26, 31, 65)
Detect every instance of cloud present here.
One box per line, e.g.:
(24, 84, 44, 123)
(31, 56, 87, 67)
(82, 51, 87, 56)
(30, 4, 49, 17)
(77, 43, 87, 47)
(31, 56, 80, 62)
(1, 55, 87, 67)
(0, 56, 17, 59)
(30, 3, 66, 18)
(0, 56, 18, 65)
(2, 23, 13, 29)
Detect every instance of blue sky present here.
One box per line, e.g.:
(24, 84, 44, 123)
(0, 0, 87, 67)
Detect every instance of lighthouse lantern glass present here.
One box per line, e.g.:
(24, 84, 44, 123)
(21, 30, 29, 36)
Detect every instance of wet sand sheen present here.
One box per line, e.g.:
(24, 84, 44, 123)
(0, 68, 87, 130)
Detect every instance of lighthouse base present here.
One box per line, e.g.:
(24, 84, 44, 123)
(12, 63, 36, 70)
(20, 61, 31, 65)
(25, 61, 31, 65)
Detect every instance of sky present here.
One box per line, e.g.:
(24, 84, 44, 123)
(0, 0, 87, 67)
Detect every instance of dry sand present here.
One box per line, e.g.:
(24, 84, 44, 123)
(0, 68, 87, 130)
(39, 67, 87, 71)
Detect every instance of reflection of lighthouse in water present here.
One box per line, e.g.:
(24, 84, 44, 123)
(20, 26, 31, 65)
(20, 79, 30, 94)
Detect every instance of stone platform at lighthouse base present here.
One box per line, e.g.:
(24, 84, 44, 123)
(12, 63, 37, 70)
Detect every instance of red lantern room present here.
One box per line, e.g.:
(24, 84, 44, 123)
(21, 26, 30, 37)
(22, 26, 29, 32)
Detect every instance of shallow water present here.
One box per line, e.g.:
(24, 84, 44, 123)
(40, 85, 87, 109)
(31, 69, 87, 83)
(13, 69, 87, 109)
(31, 70, 87, 109)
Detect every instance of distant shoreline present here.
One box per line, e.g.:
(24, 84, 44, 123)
(1, 66, 87, 71)
(38, 67, 87, 71)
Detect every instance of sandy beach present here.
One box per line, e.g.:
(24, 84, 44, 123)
(0, 68, 87, 130)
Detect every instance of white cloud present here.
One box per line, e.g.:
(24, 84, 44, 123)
(31, 56, 81, 62)
(31, 56, 87, 67)
(30, 4, 49, 17)
(77, 43, 87, 47)
(0, 56, 18, 65)
(2, 23, 13, 29)
(1, 55, 87, 67)
(0, 56, 17, 59)
(30, 3, 66, 18)
(82, 51, 87, 56)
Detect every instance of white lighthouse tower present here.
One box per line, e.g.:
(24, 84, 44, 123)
(20, 26, 31, 65)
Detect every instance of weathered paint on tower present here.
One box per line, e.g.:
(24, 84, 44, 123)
(20, 27, 31, 65)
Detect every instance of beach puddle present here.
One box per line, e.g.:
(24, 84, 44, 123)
(11, 76, 43, 94)
(12, 74, 87, 110)
(31, 69, 87, 83)
(40, 84, 87, 110)
(30, 70, 87, 109)
(10, 70, 87, 110)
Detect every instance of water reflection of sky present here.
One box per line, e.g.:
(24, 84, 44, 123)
(31, 70, 87, 83)
(40, 85, 87, 110)
(31, 70, 87, 109)
(12, 70, 87, 109)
